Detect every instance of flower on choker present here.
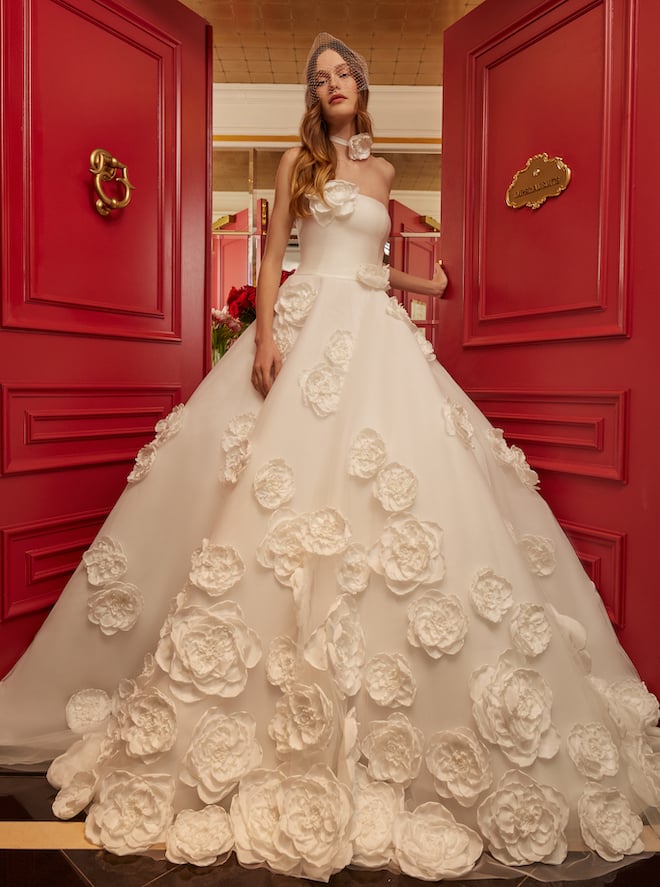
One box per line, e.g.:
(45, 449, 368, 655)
(331, 133, 373, 161)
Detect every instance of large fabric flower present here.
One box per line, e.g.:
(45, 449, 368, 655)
(221, 412, 257, 484)
(486, 428, 539, 490)
(348, 428, 387, 478)
(425, 727, 492, 807)
(300, 362, 346, 417)
(265, 635, 299, 691)
(578, 783, 644, 861)
(82, 536, 128, 586)
(268, 682, 334, 757)
(113, 686, 177, 763)
(414, 329, 435, 362)
(443, 402, 474, 446)
(362, 712, 424, 786)
(590, 677, 660, 735)
(180, 709, 262, 803)
(369, 512, 445, 595)
(356, 263, 390, 291)
(470, 650, 559, 767)
(87, 582, 143, 636)
(373, 462, 418, 512)
(337, 542, 371, 594)
(253, 458, 295, 510)
(127, 443, 157, 484)
(407, 589, 469, 658)
(364, 653, 416, 708)
(351, 764, 403, 868)
(231, 768, 295, 873)
(155, 600, 262, 702)
(393, 802, 483, 879)
(65, 688, 112, 734)
(257, 508, 308, 588)
(324, 330, 354, 369)
(308, 179, 358, 227)
(386, 296, 414, 326)
(274, 278, 318, 327)
(470, 568, 513, 624)
(518, 534, 556, 576)
(509, 602, 552, 658)
(166, 805, 233, 866)
(188, 538, 245, 596)
(622, 735, 660, 806)
(153, 403, 185, 445)
(304, 595, 365, 697)
(477, 770, 569, 865)
(302, 506, 351, 555)
(52, 771, 97, 820)
(85, 771, 175, 855)
(567, 723, 619, 780)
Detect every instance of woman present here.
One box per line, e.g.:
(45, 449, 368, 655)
(1, 32, 659, 882)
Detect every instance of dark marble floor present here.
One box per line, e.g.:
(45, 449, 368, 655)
(2, 772, 660, 887)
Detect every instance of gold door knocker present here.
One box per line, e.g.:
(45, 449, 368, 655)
(89, 148, 135, 217)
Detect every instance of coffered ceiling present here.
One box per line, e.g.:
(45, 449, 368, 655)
(178, 0, 487, 199)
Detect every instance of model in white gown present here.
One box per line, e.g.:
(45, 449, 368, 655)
(1, 174, 659, 881)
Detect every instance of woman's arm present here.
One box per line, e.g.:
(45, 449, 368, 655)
(251, 149, 299, 397)
(389, 261, 448, 298)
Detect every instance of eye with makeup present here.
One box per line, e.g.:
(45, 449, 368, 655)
(314, 64, 353, 89)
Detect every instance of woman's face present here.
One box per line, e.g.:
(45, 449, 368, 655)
(313, 48, 358, 123)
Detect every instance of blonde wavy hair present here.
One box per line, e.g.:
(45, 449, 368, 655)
(289, 94, 374, 220)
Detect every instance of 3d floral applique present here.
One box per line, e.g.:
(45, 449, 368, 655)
(85, 770, 176, 855)
(257, 508, 309, 588)
(180, 709, 262, 804)
(268, 682, 334, 757)
(52, 771, 98, 820)
(126, 403, 186, 484)
(393, 802, 483, 879)
(230, 769, 294, 872)
(221, 412, 257, 484)
(273, 277, 320, 358)
(407, 590, 469, 659)
(362, 712, 425, 786)
(518, 533, 556, 576)
(589, 677, 660, 735)
(352, 763, 404, 869)
(265, 635, 299, 691)
(567, 723, 619, 779)
(308, 179, 359, 227)
(87, 581, 143, 636)
(470, 568, 514, 624)
(364, 652, 417, 708)
(155, 600, 262, 702)
(324, 330, 354, 369)
(386, 296, 415, 327)
(443, 402, 474, 447)
(348, 428, 387, 478)
(477, 770, 569, 866)
(337, 542, 371, 594)
(111, 685, 177, 763)
(300, 362, 347, 417)
(166, 805, 234, 866)
(127, 443, 157, 484)
(414, 329, 435, 362)
(64, 688, 112, 734)
(302, 506, 352, 555)
(253, 458, 295, 510)
(425, 727, 492, 807)
(622, 735, 660, 806)
(369, 512, 445, 596)
(509, 602, 552, 658)
(304, 595, 365, 697)
(188, 538, 246, 596)
(577, 783, 645, 861)
(486, 427, 540, 490)
(356, 263, 390, 291)
(83, 536, 128, 586)
(470, 650, 560, 767)
(373, 462, 418, 512)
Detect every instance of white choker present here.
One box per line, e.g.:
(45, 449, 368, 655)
(330, 133, 373, 161)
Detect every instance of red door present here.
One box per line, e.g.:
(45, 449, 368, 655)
(0, 0, 211, 675)
(389, 200, 442, 350)
(211, 208, 250, 308)
(441, 0, 660, 692)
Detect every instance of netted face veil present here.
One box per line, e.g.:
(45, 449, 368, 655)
(304, 32, 369, 109)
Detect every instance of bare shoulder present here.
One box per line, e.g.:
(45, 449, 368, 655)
(279, 147, 302, 174)
(374, 155, 396, 186)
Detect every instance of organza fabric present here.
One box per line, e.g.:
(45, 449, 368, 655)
(0, 182, 659, 882)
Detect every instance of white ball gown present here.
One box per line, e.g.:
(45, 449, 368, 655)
(1, 179, 659, 882)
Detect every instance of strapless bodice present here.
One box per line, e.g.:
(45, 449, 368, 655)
(295, 181, 391, 278)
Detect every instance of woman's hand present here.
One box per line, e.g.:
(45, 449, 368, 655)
(251, 338, 282, 398)
(431, 260, 448, 298)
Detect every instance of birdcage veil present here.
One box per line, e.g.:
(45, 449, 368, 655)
(304, 32, 369, 109)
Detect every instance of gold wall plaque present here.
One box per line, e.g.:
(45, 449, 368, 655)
(506, 153, 571, 210)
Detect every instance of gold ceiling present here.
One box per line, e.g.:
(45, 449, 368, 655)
(178, 0, 487, 195)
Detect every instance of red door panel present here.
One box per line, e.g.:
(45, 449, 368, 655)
(441, 0, 660, 692)
(0, 0, 211, 676)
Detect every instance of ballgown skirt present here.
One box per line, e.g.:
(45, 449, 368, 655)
(1, 180, 659, 882)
